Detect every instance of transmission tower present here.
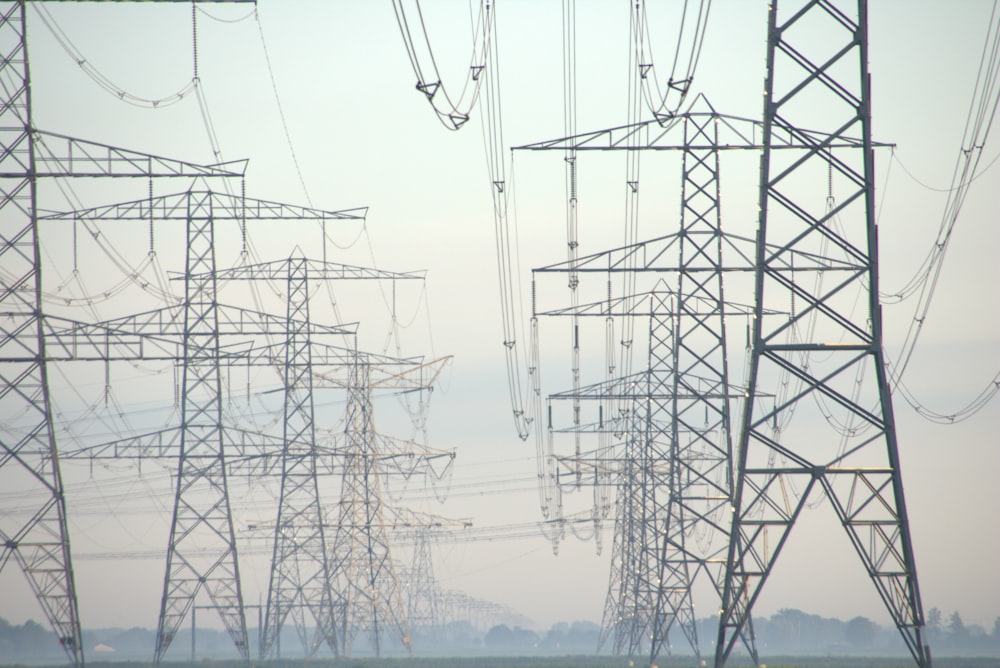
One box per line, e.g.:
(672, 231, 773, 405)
(327, 356, 449, 657)
(519, 99, 760, 662)
(198, 256, 428, 659)
(0, 2, 251, 663)
(716, 2, 931, 667)
(516, 93, 887, 662)
(37, 189, 368, 661)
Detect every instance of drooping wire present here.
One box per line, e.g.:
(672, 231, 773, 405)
(633, 0, 713, 123)
(881, 0, 1000, 421)
(477, 3, 537, 441)
(33, 3, 197, 109)
(392, 0, 493, 130)
(255, 6, 313, 207)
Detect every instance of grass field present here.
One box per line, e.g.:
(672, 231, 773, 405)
(6, 657, 998, 668)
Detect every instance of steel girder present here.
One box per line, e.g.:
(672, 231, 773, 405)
(715, 2, 930, 667)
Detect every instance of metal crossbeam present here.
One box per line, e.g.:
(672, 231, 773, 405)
(40, 190, 365, 223)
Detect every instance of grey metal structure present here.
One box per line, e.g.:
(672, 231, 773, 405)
(716, 1, 930, 666)
(0, 2, 248, 664)
(516, 92, 893, 662)
(330, 359, 407, 656)
(519, 100, 763, 662)
(40, 189, 365, 661)
(200, 257, 426, 659)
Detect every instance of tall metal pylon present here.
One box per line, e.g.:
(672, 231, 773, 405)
(155, 189, 249, 662)
(516, 94, 881, 661)
(329, 358, 409, 657)
(37, 188, 366, 660)
(519, 99, 758, 661)
(199, 256, 426, 659)
(716, 2, 931, 667)
(326, 356, 448, 657)
(0, 8, 81, 662)
(0, 3, 247, 664)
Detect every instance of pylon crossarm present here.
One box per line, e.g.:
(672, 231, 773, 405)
(208, 257, 421, 282)
(40, 304, 356, 339)
(532, 229, 861, 275)
(513, 103, 892, 153)
(31, 130, 246, 178)
(38, 190, 366, 222)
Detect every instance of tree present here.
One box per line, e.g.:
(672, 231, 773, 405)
(845, 616, 878, 647)
(949, 611, 968, 638)
(992, 616, 1000, 639)
(484, 624, 513, 648)
(927, 607, 942, 630)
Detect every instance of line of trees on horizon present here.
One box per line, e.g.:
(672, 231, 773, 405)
(2, 608, 999, 663)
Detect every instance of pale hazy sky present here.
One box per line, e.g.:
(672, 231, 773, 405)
(2, 0, 998, 641)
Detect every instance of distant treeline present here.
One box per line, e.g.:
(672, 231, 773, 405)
(2, 608, 999, 663)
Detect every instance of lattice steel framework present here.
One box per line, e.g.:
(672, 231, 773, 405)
(715, 2, 930, 667)
(0, 3, 248, 664)
(199, 257, 424, 659)
(36, 187, 361, 661)
(262, 257, 338, 658)
(0, 8, 81, 663)
(518, 87, 896, 662)
(404, 527, 440, 635)
(599, 291, 676, 658)
(648, 107, 738, 662)
(521, 99, 764, 662)
(328, 359, 410, 657)
(154, 190, 249, 661)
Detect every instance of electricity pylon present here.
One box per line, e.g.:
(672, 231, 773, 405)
(38, 189, 367, 661)
(327, 356, 450, 657)
(716, 2, 931, 667)
(0, 3, 249, 664)
(200, 256, 426, 659)
(517, 93, 886, 662)
(520, 98, 760, 662)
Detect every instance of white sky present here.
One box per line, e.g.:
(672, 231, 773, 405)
(1, 0, 998, 643)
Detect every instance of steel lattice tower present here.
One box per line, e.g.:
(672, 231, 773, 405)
(37, 189, 366, 660)
(198, 257, 426, 659)
(0, 4, 247, 664)
(518, 94, 878, 661)
(328, 358, 410, 656)
(0, 7, 81, 662)
(649, 105, 737, 661)
(716, 1, 930, 667)
(521, 99, 760, 662)
(155, 190, 250, 661)
(404, 527, 440, 636)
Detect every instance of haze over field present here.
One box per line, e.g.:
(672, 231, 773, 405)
(0, 0, 997, 655)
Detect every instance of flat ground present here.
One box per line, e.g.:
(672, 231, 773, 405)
(7, 658, 996, 668)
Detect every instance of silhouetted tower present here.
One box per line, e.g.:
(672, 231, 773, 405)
(716, 2, 931, 667)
